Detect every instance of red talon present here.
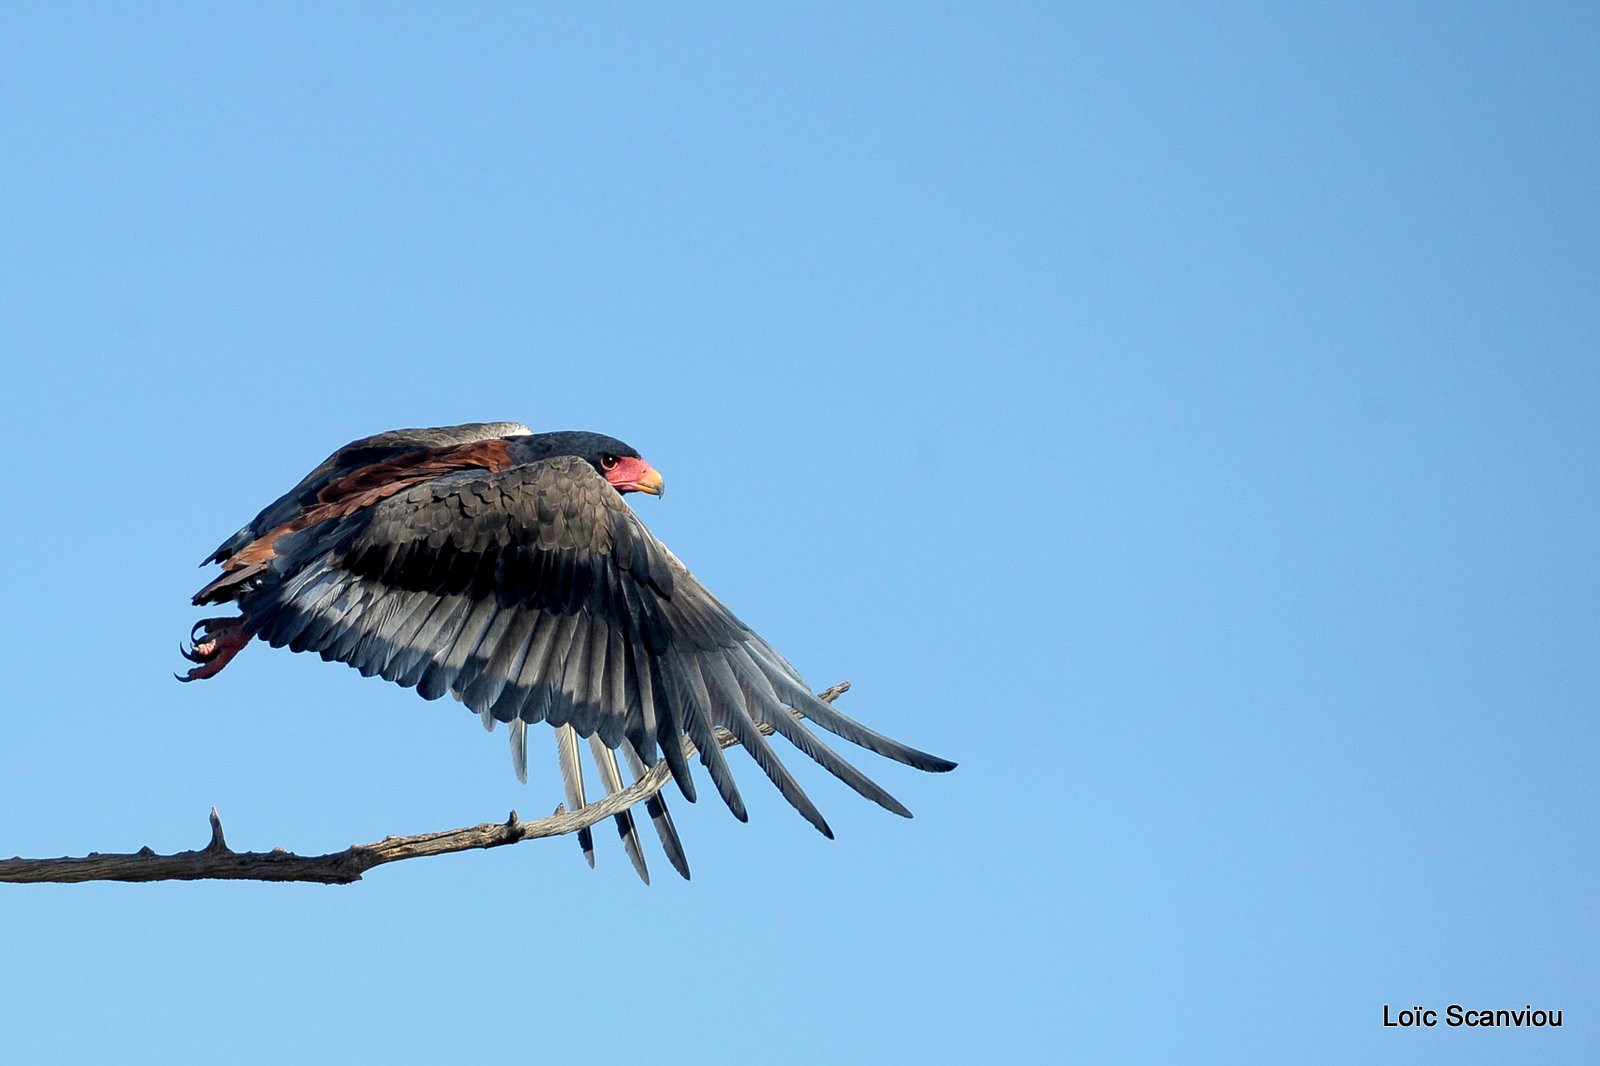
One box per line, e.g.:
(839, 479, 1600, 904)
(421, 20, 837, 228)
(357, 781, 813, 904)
(179, 616, 253, 682)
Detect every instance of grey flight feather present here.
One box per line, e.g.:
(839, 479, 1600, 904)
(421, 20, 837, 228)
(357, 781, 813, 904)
(554, 724, 595, 868)
(589, 734, 651, 884)
(201, 433, 955, 866)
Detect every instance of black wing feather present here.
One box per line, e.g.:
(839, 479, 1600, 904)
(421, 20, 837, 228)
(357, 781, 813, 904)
(206, 421, 531, 565)
(233, 454, 952, 834)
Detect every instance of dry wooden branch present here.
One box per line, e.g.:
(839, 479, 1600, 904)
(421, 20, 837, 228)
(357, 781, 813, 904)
(0, 683, 849, 886)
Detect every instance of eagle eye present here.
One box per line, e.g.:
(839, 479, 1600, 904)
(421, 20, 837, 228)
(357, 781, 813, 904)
(600, 453, 619, 471)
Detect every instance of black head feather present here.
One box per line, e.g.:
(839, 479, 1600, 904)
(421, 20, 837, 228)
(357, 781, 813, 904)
(508, 431, 641, 474)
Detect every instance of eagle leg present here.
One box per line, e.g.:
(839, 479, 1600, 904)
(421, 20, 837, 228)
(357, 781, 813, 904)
(179, 616, 253, 681)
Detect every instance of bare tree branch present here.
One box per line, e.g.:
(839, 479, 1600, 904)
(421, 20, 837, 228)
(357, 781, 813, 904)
(0, 683, 850, 886)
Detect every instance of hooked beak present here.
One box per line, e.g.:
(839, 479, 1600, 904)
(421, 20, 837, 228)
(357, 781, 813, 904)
(627, 465, 665, 496)
(608, 457, 665, 497)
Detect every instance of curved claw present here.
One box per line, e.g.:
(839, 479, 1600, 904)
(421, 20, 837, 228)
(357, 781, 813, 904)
(175, 615, 252, 683)
(180, 637, 220, 664)
(190, 617, 237, 642)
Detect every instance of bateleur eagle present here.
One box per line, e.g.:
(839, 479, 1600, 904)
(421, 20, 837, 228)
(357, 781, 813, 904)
(183, 422, 954, 881)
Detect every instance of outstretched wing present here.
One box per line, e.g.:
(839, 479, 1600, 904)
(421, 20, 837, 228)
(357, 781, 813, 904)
(205, 421, 532, 565)
(235, 456, 955, 839)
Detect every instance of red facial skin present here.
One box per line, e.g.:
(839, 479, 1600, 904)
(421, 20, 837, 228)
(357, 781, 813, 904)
(605, 456, 665, 496)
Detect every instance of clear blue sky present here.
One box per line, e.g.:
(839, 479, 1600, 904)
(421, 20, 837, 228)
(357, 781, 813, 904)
(1, 4, 1595, 1063)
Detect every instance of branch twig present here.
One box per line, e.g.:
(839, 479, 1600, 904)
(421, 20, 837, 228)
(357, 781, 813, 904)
(0, 683, 849, 886)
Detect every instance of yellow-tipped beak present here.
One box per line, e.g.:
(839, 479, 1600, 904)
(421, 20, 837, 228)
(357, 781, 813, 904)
(628, 465, 665, 496)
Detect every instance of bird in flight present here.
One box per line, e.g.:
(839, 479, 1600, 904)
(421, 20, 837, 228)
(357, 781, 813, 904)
(182, 421, 954, 881)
